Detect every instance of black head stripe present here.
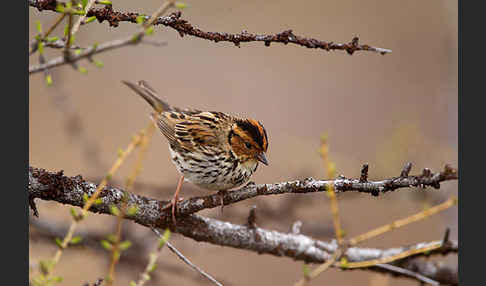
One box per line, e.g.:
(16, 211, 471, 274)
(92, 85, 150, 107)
(236, 119, 266, 149)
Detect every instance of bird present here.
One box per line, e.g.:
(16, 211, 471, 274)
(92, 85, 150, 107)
(122, 80, 269, 224)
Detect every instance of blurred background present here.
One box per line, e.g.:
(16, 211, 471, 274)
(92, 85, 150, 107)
(29, 0, 458, 285)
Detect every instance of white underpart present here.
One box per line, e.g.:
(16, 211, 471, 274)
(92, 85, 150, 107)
(169, 146, 258, 191)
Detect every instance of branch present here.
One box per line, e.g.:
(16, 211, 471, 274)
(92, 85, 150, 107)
(29, 1, 391, 55)
(176, 162, 457, 216)
(28, 166, 457, 285)
(29, 36, 167, 74)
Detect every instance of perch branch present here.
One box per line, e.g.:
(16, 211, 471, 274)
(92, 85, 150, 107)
(28, 166, 457, 285)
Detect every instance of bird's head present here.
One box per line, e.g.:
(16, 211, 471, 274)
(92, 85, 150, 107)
(229, 119, 268, 166)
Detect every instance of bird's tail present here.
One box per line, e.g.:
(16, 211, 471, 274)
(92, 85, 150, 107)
(122, 80, 172, 114)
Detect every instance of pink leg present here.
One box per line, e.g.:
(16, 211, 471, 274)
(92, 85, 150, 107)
(171, 176, 184, 225)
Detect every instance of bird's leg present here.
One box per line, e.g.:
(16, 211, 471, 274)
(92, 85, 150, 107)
(171, 176, 184, 225)
(217, 190, 227, 214)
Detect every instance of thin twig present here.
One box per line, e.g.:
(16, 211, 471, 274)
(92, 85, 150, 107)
(375, 264, 439, 286)
(152, 229, 223, 286)
(348, 197, 457, 246)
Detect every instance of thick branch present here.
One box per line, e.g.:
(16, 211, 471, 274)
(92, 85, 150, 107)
(29, 1, 391, 55)
(28, 166, 457, 284)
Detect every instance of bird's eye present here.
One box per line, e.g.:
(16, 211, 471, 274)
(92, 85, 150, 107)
(245, 142, 252, 149)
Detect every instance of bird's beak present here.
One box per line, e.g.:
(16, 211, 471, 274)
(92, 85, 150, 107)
(257, 152, 268, 165)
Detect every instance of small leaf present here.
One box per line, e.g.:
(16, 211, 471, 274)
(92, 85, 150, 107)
(175, 2, 188, 9)
(64, 24, 70, 37)
(78, 66, 88, 74)
(119, 240, 132, 251)
(158, 229, 171, 249)
(47, 36, 59, 42)
(340, 257, 348, 268)
(145, 26, 155, 35)
(70, 236, 83, 244)
(51, 276, 63, 283)
(70, 207, 78, 219)
(106, 234, 117, 243)
(55, 4, 65, 13)
(39, 260, 52, 275)
(126, 205, 138, 216)
(55, 237, 63, 249)
(81, 0, 88, 9)
(93, 59, 104, 68)
(302, 264, 311, 278)
(100, 240, 113, 251)
(69, 35, 76, 45)
(148, 262, 158, 273)
(129, 281, 137, 286)
(35, 21, 42, 33)
(94, 198, 103, 205)
(83, 193, 89, 202)
(136, 15, 146, 24)
(97, 0, 112, 5)
(74, 48, 82, 55)
(45, 74, 53, 87)
(72, 9, 86, 15)
(110, 205, 120, 216)
(85, 16, 97, 24)
(38, 42, 44, 54)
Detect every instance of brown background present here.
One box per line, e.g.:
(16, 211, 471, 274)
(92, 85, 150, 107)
(29, 0, 458, 285)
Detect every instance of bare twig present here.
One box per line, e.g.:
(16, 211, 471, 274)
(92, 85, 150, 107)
(28, 166, 458, 285)
(152, 229, 223, 286)
(375, 264, 439, 286)
(29, 1, 391, 55)
(29, 36, 160, 74)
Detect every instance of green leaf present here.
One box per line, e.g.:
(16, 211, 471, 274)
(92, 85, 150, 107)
(119, 240, 132, 251)
(107, 234, 117, 243)
(175, 2, 188, 9)
(39, 260, 53, 275)
(45, 75, 53, 86)
(100, 240, 113, 251)
(340, 257, 349, 268)
(38, 42, 44, 54)
(97, 0, 112, 5)
(136, 15, 146, 24)
(55, 4, 65, 13)
(55, 237, 63, 249)
(51, 276, 63, 283)
(85, 16, 97, 24)
(93, 59, 104, 68)
(70, 207, 78, 219)
(83, 193, 89, 202)
(64, 24, 70, 37)
(126, 205, 138, 216)
(129, 281, 137, 286)
(157, 229, 171, 249)
(35, 21, 42, 33)
(74, 48, 82, 55)
(47, 36, 59, 42)
(70, 236, 83, 244)
(302, 264, 311, 278)
(148, 262, 157, 273)
(78, 66, 88, 74)
(110, 205, 120, 216)
(69, 35, 75, 45)
(81, 0, 88, 9)
(94, 198, 103, 205)
(145, 26, 155, 35)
